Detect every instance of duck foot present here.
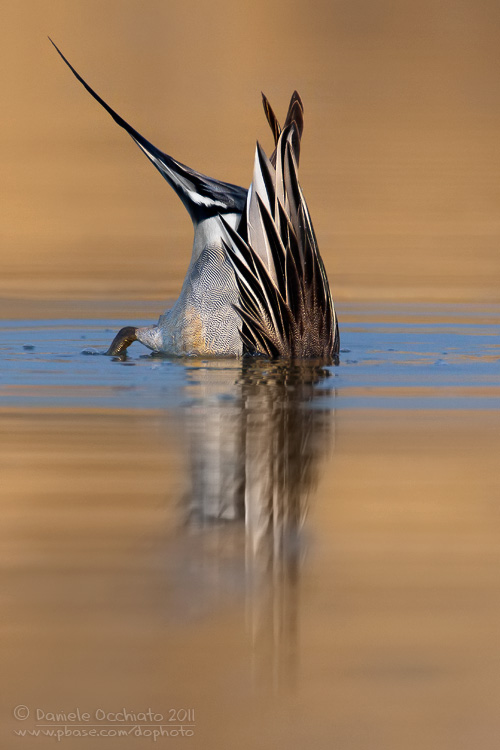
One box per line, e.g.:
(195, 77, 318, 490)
(105, 326, 138, 355)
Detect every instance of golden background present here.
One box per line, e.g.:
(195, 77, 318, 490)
(3, 5, 500, 748)
(3, 0, 500, 306)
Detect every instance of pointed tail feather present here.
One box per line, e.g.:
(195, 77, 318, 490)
(49, 38, 246, 221)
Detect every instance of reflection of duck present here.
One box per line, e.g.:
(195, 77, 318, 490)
(178, 359, 335, 684)
(186, 359, 333, 530)
(51, 41, 339, 360)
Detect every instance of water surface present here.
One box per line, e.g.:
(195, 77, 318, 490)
(2, 303, 500, 749)
(2, 302, 499, 409)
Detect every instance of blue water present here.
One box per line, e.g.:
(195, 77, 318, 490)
(1, 303, 499, 410)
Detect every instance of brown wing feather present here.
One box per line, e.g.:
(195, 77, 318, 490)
(264, 90, 305, 167)
(261, 92, 281, 146)
(223, 120, 339, 361)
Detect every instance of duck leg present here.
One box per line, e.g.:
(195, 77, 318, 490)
(105, 326, 138, 355)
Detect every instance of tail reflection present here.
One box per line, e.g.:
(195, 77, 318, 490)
(180, 358, 336, 685)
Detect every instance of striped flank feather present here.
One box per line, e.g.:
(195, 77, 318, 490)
(222, 115, 339, 360)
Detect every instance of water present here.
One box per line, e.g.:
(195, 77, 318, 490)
(2, 303, 499, 409)
(3, 302, 500, 748)
(4, 0, 500, 744)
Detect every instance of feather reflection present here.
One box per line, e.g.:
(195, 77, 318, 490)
(177, 359, 336, 686)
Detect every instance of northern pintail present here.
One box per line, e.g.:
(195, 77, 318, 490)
(51, 40, 339, 360)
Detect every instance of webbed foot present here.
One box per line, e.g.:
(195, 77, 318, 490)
(105, 326, 138, 355)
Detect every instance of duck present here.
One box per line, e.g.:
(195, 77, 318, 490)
(50, 40, 339, 360)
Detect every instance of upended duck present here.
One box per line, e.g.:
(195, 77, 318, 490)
(51, 40, 339, 360)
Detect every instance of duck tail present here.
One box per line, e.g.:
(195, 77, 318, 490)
(222, 102, 339, 361)
(49, 38, 247, 222)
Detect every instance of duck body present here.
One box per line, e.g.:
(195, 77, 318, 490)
(51, 40, 339, 360)
(140, 216, 243, 355)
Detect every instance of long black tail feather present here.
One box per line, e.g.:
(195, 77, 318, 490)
(49, 38, 246, 221)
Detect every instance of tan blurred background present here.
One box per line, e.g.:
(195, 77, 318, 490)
(2, 0, 500, 307)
